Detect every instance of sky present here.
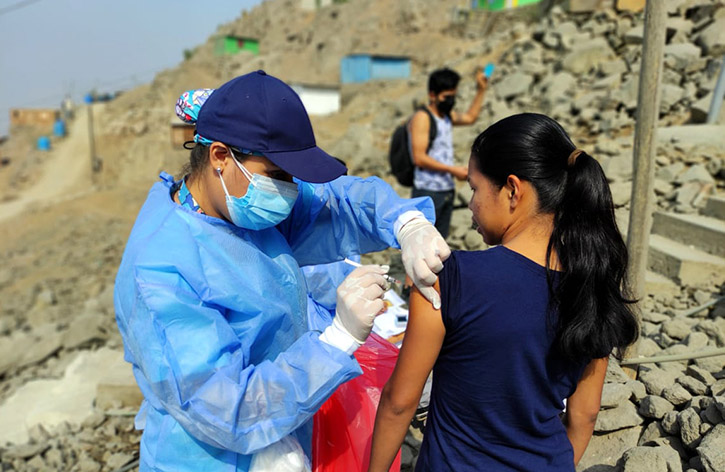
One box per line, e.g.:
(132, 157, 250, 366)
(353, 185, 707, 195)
(0, 0, 264, 135)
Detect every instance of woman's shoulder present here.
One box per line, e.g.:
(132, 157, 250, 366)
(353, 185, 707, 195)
(446, 246, 509, 268)
(443, 247, 550, 286)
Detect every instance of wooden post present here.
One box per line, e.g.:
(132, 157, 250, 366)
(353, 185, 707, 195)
(624, 0, 666, 368)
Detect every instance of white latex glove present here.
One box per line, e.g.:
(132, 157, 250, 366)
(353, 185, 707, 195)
(397, 217, 451, 310)
(333, 265, 389, 344)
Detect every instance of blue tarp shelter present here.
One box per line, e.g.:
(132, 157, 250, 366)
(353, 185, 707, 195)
(340, 55, 411, 84)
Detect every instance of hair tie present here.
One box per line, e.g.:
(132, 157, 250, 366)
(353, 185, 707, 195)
(567, 149, 583, 168)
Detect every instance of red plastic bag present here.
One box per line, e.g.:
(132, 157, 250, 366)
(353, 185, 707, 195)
(313, 332, 402, 472)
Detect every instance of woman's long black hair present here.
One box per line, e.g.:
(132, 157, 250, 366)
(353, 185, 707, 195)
(471, 113, 639, 361)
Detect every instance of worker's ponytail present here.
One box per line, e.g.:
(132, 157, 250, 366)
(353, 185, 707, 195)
(470, 113, 638, 361)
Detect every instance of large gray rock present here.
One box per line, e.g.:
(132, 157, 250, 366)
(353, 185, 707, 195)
(602, 154, 633, 182)
(62, 312, 107, 350)
(662, 411, 681, 435)
(702, 402, 723, 425)
(662, 383, 693, 407)
(693, 352, 725, 374)
(600, 58, 628, 76)
(557, 21, 587, 50)
(624, 25, 644, 45)
(646, 436, 689, 462)
(0, 332, 32, 376)
(637, 338, 663, 357)
(606, 360, 634, 384)
(541, 72, 577, 103)
(0, 325, 65, 375)
(3, 442, 51, 460)
(660, 84, 685, 114)
(676, 164, 716, 184)
(596, 401, 644, 433)
(579, 426, 643, 470)
(639, 421, 667, 445)
(640, 367, 678, 396)
(495, 72, 533, 100)
(640, 395, 675, 419)
(610, 182, 632, 207)
(687, 365, 717, 386)
(698, 17, 725, 56)
(657, 161, 685, 182)
(620, 445, 682, 472)
(602, 383, 634, 409)
(675, 182, 704, 206)
(628, 380, 648, 403)
(662, 318, 691, 340)
(695, 319, 725, 346)
(697, 424, 725, 472)
(679, 407, 703, 449)
(712, 380, 725, 397)
(677, 375, 708, 396)
(611, 77, 639, 111)
(684, 332, 710, 350)
(664, 43, 701, 72)
(658, 125, 725, 152)
(562, 37, 615, 74)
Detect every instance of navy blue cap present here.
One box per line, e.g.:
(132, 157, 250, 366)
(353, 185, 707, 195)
(196, 70, 346, 183)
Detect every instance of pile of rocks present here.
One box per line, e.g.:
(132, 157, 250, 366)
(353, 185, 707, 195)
(590, 352, 725, 472)
(485, 1, 724, 130)
(586, 294, 725, 472)
(0, 414, 140, 472)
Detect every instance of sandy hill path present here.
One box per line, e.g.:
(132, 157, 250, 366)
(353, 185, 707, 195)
(0, 106, 96, 222)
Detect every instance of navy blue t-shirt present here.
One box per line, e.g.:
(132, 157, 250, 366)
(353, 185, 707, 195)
(416, 247, 587, 472)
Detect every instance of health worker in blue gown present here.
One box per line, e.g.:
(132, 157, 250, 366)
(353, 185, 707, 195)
(113, 70, 451, 472)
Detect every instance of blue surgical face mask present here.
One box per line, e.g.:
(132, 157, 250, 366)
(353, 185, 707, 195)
(217, 152, 299, 230)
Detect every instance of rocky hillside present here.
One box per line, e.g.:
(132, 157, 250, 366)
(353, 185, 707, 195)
(0, 0, 724, 471)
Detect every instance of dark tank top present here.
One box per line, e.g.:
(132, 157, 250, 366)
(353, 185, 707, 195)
(416, 247, 587, 472)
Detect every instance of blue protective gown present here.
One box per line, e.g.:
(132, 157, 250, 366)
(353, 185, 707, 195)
(114, 172, 434, 471)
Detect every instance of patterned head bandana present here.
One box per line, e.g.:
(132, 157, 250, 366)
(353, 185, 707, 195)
(175, 88, 215, 145)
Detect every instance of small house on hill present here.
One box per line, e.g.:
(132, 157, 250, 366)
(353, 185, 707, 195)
(9, 108, 59, 130)
(471, 0, 542, 10)
(300, 0, 333, 10)
(170, 120, 195, 148)
(340, 55, 411, 84)
(290, 83, 340, 116)
(214, 35, 259, 56)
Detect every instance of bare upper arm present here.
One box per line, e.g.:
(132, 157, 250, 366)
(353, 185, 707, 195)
(409, 111, 432, 162)
(566, 357, 609, 420)
(383, 280, 446, 409)
(450, 110, 473, 126)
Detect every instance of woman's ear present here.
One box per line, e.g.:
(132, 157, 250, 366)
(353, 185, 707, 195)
(506, 174, 523, 209)
(208, 142, 231, 171)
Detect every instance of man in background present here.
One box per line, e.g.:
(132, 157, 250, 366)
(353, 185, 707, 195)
(409, 67, 488, 239)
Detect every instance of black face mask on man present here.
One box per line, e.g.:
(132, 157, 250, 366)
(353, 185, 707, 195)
(437, 95, 456, 116)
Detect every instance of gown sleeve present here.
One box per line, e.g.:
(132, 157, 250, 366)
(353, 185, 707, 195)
(278, 175, 435, 266)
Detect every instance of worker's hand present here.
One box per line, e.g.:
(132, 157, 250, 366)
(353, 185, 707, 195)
(449, 165, 468, 181)
(475, 69, 488, 92)
(334, 265, 390, 344)
(397, 218, 451, 310)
